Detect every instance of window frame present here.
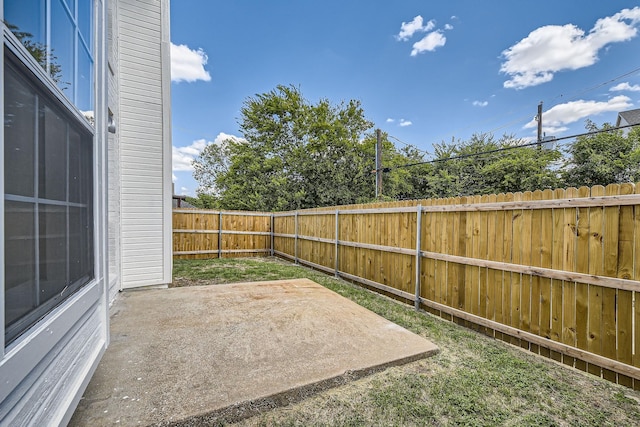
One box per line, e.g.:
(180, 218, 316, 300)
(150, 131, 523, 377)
(1, 0, 102, 352)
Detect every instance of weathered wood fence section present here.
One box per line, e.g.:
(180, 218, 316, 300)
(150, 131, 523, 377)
(173, 209, 272, 259)
(272, 183, 640, 389)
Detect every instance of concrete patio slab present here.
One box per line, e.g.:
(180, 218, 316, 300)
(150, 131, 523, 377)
(69, 279, 438, 426)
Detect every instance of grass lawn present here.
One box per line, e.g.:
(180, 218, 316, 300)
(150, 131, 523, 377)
(173, 257, 640, 426)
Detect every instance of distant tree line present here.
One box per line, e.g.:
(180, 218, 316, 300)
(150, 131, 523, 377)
(189, 85, 640, 211)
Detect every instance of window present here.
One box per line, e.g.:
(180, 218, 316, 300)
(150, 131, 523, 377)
(4, 0, 95, 345)
(4, 0, 95, 113)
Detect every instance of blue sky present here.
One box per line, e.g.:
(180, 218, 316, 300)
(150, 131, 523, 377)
(170, 1, 640, 196)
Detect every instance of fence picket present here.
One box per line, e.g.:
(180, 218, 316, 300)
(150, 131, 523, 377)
(530, 190, 544, 354)
(618, 183, 634, 386)
(562, 188, 578, 366)
(520, 191, 533, 349)
(602, 184, 621, 382)
(511, 192, 524, 346)
(550, 188, 566, 362)
(494, 193, 506, 341)
(575, 186, 591, 371)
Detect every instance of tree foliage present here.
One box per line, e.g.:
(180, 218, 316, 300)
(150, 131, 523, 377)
(425, 134, 562, 197)
(563, 120, 640, 187)
(194, 85, 377, 211)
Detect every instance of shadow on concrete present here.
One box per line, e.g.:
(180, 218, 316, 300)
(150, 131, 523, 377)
(70, 279, 438, 426)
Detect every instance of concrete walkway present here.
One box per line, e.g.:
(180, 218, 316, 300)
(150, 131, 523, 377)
(69, 279, 438, 426)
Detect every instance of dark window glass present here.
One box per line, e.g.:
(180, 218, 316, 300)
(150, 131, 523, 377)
(69, 127, 93, 204)
(69, 128, 82, 203)
(39, 105, 68, 201)
(39, 205, 67, 302)
(4, 201, 36, 326)
(69, 207, 92, 284)
(4, 69, 36, 197)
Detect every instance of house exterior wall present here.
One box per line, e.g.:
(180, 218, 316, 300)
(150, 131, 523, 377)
(118, 0, 172, 289)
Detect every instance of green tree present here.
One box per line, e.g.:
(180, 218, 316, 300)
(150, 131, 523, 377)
(425, 133, 562, 197)
(563, 120, 640, 187)
(185, 194, 218, 209)
(193, 85, 376, 211)
(481, 145, 562, 193)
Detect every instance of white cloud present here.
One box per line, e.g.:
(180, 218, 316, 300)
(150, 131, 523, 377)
(171, 42, 212, 83)
(444, 24, 454, 30)
(523, 95, 632, 132)
(473, 100, 488, 107)
(540, 126, 569, 135)
(396, 15, 435, 41)
(172, 132, 243, 172)
(172, 173, 177, 182)
(411, 31, 446, 56)
(173, 140, 208, 172)
(501, 7, 640, 89)
(399, 119, 413, 127)
(386, 118, 395, 123)
(610, 82, 640, 92)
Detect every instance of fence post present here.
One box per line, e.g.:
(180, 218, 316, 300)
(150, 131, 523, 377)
(218, 211, 223, 258)
(335, 210, 340, 277)
(414, 204, 422, 310)
(270, 213, 275, 257)
(294, 211, 299, 265)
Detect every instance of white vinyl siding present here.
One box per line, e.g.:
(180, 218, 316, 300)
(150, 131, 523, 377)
(118, 0, 171, 289)
(107, 0, 121, 303)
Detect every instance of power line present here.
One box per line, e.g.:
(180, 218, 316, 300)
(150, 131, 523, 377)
(387, 134, 432, 157)
(441, 65, 640, 139)
(380, 123, 639, 172)
(383, 65, 640, 163)
(546, 65, 640, 108)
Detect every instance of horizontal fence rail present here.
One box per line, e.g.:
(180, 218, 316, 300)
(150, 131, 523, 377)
(173, 183, 640, 390)
(173, 209, 272, 258)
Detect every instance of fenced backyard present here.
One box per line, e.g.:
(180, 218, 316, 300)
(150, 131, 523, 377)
(173, 182, 640, 389)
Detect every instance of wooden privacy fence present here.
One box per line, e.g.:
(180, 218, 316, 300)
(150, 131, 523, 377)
(272, 183, 640, 389)
(173, 183, 640, 389)
(173, 209, 272, 258)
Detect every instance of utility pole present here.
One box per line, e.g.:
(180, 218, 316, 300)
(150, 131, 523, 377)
(537, 101, 543, 149)
(376, 128, 383, 198)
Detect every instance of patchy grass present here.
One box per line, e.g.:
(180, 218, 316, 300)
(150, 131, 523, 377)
(173, 257, 640, 426)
